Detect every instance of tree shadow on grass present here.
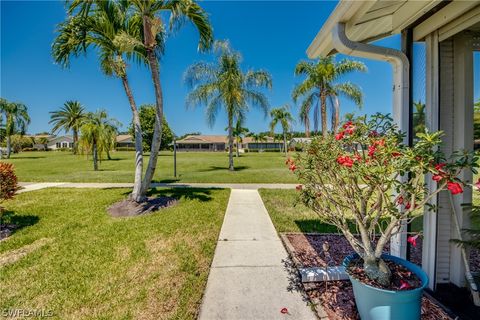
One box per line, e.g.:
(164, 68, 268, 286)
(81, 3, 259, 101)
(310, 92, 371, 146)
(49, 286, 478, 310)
(198, 165, 249, 172)
(8, 156, 46, 160)
(1, 212, 40, 239)
(147, 187, 216, 202)
(154, 178, 181, 183)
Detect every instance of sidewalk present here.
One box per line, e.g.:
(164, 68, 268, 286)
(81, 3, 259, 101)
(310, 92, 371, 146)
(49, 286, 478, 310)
(198, 189, 316, 320)
(18, 182, 297, 193)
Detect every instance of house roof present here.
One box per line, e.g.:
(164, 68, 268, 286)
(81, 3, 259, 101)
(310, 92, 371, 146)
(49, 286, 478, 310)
(176, 135, 228, 144)
(116, 134, 133, 143)
(243, 136, 277, 143)
(48, 135, 73, 143)
(307, 0, 479, 58)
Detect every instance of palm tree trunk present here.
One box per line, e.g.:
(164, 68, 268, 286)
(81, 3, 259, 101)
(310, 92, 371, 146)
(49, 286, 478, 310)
(73, 129, 78, 155)
(236, 136, 240, 157)
(93, 141, 98, 171)
(305, 115, 310, 138)
(121, 75, 145, 203)
(6, 135, 11, 159)
(283, 131, 287, 157)
(333, 95, 340, 132)
(320, 91, 328, 138)
(228, 112, 234, 171)
(139, 49, 164, 197)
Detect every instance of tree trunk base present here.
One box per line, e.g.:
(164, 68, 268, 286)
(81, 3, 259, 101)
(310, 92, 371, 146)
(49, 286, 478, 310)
(364, 257, 392, 287)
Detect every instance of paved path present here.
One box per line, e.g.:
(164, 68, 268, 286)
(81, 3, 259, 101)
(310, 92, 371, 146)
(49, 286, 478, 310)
(198, 189, 316, 320)
(18, 182, 297, 193)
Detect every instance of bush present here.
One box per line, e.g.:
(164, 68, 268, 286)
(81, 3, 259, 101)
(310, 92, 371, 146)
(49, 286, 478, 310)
(0, 162, 20, 221)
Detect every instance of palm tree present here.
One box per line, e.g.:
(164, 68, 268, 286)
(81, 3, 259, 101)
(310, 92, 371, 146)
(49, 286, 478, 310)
(293, 57, 366, 137)
(229, 121, 249, 157)
(54, 0, 155, 202)
(0, 98, 30, 158)
(412, 100, 426, 137)
(269, 105, 294, 157)
(49, 100, 86, 154)
(185, 40, 272, 171)
(474, 99, 480, 140)
(79, 110, 119, 171)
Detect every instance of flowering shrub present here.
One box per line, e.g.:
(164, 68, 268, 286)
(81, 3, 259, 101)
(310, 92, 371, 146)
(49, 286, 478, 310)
(0, 162, 20, 212)
(290, 114, 477, 286)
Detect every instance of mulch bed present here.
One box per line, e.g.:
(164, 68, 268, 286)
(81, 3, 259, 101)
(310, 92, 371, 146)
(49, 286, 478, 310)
(107, 197, 177, 217)
(286, 233, 480, 272)
(304, 281, 453, 320)
(284, 233, 480, 320)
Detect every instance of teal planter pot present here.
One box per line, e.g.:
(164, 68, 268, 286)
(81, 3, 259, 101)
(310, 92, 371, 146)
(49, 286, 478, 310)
(342, 253, 428, 320)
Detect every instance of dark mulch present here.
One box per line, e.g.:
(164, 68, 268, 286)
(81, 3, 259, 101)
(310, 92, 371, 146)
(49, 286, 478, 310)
(107, 197, 177, 217)
(304, 281, 453, 320)
(286, 233, 480, 272)
(347, 258, 422, 290)
(0, 224, 17, 240)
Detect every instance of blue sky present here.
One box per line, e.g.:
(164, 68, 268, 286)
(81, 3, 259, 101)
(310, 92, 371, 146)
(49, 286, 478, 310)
(1, 1, 479, 136)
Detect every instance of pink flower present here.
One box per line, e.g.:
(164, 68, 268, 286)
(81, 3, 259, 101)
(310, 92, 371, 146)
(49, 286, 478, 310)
(296, 184, 302, 191)
(407, 235, 419, 247)
(337, 155, 354, 167)
(392, 152, 401, 157)
(396, 196, 404, 205)
(368, 145, 376, 158)
(399, 280, 412, 290)
(435, 163, 446, 171)
(432, 174, 444, 182)
(475, 179, 480, 191)
(369, 130, 379, 137)
(447, 181, 463, 195)
(342, 121, 353, 129)
(405, 202, 411, 210)
(335, 131, 345, 140)
(374, 139, 385, 147)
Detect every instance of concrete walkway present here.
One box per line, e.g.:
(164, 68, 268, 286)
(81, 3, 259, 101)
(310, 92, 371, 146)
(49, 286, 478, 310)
(18, 182, 297, 193)
(198, 189, 316, 320)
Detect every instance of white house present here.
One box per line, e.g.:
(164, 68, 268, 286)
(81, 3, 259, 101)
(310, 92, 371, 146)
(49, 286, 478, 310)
(46, 136, 74, 150)
(308, 0, 479, 295)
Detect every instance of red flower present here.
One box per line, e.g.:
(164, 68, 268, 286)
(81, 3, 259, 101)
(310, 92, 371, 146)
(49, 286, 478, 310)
(280, 308, 289, 314)
(289, 164, 297, 172)
(344, 126, 355, 135)
(369, 130, 379, 137)
(407, 235, 419, 247)
(435, 163, 446, 171)
(342, 121, 353, 129)
(296, 184, 302, 191)
(432, 174, 444, 182)
(405, 202, 411, 210)
(399, 280, 412, 290)
(368, 145, 376, 158)
(392, 152, 401, 157)
(354, 153, 362, 162)
(335, 131, 345, 140)
(475, 179, 480, 191)
(447, 181, 463, 195)
(396, 196, 404, 205)
(337, 155, 354, 167)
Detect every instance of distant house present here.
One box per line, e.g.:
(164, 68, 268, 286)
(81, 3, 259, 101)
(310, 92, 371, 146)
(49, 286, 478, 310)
(116, 134, 135, 149)
(175, 134, 285, 152)
(47, 136, 74, 150)
(176, 135, 226, 152)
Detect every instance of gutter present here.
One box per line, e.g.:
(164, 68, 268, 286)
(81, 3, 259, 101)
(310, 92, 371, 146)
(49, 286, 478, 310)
(331, 23, 410, 145)
(331, 22, 410, 260)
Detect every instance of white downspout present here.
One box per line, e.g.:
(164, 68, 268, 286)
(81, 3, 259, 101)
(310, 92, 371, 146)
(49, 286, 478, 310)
(331, 23, 410, 259)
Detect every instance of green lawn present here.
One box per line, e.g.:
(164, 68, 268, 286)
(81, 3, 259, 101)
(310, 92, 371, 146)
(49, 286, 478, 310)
(0, 187, 229, 319)
(3, 151, 296, 183)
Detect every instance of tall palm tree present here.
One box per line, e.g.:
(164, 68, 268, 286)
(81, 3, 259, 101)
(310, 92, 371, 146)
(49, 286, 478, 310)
(79, 110, 120, 171)
(54, 0, 156, 202)
(49, 100, 86, 154)
(0, 98, 30, 159)
(269, 105, 294, 157)
(185, 40, 272, 171)
(293, 57, 366, 137)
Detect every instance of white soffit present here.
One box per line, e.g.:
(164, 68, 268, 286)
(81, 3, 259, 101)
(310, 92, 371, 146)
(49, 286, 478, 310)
(307, 0, 442, 58)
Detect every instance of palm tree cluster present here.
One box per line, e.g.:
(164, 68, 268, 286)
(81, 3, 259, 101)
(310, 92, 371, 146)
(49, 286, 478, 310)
(0, 98, 30, 159)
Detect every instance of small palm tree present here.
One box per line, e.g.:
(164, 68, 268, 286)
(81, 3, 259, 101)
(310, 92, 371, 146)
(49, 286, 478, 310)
(0, 98, 30, 158)
(79, 110, 119, 171)
(185, 40, 272, 171)
(49, 100, 86, 154)
(229, 121, 249, 157)
(293, 57, 366, 137)
(270, 105, 294, 156)
(413, 100, 426, 137)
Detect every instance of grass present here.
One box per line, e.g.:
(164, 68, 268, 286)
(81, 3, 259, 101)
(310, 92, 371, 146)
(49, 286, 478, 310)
(0, 187, 230, 319)
(259, 189, 425, 233)
(3, 151, 296, 183)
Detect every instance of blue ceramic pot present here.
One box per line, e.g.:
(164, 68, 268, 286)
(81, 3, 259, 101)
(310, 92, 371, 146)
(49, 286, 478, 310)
(342, 253, 428, 320)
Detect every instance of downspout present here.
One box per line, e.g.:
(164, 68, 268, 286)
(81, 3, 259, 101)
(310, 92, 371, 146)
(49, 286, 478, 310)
(331, 22, 410, 259)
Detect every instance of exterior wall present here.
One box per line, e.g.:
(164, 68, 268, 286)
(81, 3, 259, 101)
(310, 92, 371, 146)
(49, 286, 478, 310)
(247, 142, 283, 150)
(48, 141, 73, 150)
(176, 143, 225, 152)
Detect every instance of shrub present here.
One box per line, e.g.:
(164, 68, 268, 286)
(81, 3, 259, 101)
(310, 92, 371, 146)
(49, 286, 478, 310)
(291, 114, 477, 286)
(0, 162, 20, 221)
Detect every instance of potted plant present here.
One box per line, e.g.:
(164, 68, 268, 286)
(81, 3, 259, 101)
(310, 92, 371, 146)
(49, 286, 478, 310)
(290, 114, 477, 320)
